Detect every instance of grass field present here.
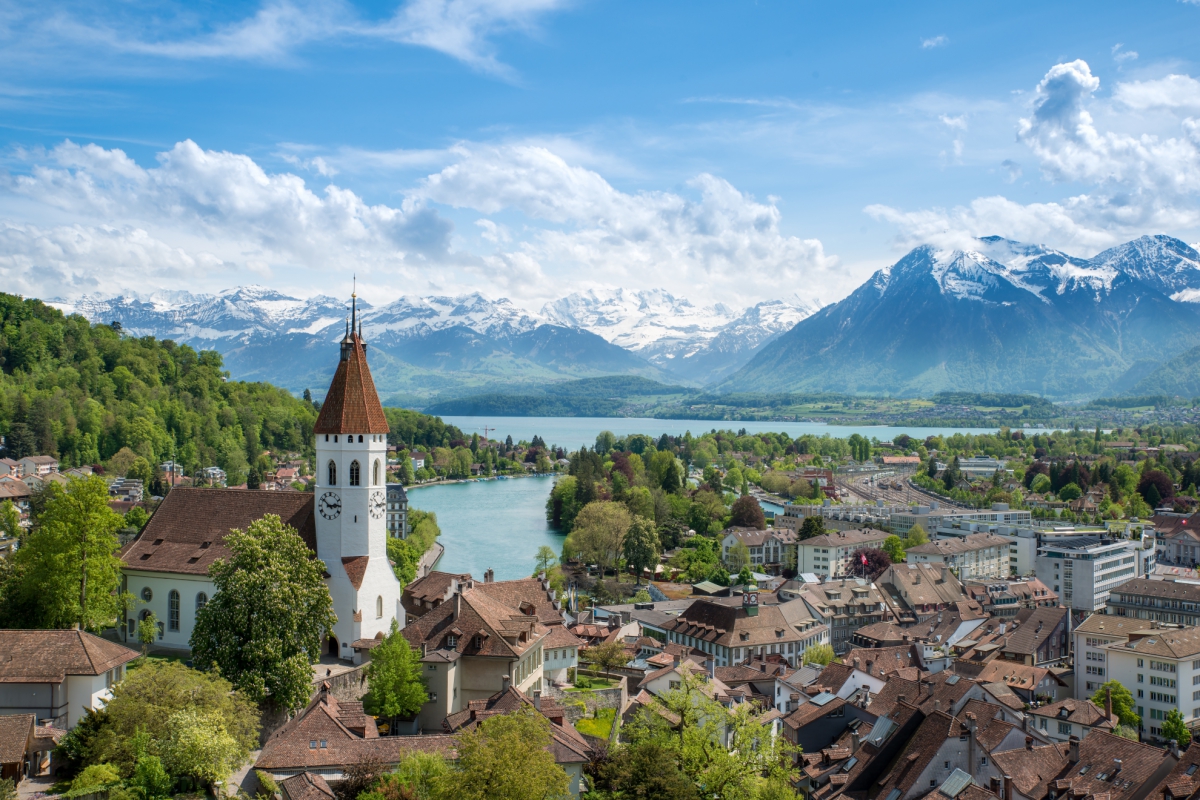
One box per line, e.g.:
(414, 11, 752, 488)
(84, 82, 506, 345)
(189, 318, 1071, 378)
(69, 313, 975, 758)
(575, 708, 616, 739)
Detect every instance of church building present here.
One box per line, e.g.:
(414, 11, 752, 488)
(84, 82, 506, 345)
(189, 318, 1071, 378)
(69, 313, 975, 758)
(119, 296, 404, 661)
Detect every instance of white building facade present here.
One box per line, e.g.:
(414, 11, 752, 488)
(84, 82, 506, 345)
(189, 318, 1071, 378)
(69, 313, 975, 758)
(1035, 536, 1143, 614)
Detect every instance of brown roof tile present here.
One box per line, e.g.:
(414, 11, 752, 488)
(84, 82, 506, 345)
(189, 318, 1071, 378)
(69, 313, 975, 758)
(0, 630, 139, 683)
(313, 332, 389, 435)
(402, 587, 547, 660)
(872, 711, 958, 797)
(0, 714, 33, 764)
(121, 488, 316, 575)
(474, 578, 564, 626)
(341, 557, 368, 590)
(280, 772, 336, 800)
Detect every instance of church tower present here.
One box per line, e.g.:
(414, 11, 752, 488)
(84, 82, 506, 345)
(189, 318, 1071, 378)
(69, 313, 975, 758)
(313, 293, 403, 660)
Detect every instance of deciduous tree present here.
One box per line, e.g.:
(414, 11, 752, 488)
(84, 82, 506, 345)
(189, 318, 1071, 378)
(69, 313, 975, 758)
(882, 535, 906, 563)
(622, 517, 660, 585)
(571, 502, 631, 579)
(363, 620, 428, 721)
(729, 495, 765, 530)
(191, 514, 337, 710)
(803, 643, 836, 666)
(434, 709, 569, 800)
(1091, 681, 1138, 728)
(1163, 709, 1192, 747)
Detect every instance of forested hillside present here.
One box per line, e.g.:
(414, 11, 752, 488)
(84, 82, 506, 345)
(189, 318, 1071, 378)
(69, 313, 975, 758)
(0, 293, 318, 486)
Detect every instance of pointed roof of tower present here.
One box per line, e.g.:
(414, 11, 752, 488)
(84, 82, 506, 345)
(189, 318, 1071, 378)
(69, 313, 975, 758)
(314, 297, 389, 435)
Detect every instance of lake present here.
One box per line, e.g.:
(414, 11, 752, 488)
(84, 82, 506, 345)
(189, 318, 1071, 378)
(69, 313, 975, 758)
(407, 476, 563, 582)
(439, 416, 999, 449)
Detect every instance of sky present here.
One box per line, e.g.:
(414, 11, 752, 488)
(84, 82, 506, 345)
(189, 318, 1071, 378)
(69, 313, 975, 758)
(1, 0, 1200, 313)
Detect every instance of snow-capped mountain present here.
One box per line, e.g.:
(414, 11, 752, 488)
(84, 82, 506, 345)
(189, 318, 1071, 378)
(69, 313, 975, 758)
(542, 288, 819, 382)
(723, 235, 1200, 399)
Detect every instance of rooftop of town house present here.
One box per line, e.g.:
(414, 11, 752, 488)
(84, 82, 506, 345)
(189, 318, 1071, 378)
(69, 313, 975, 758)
(799, 528, 892, 548)
(0, 629, 139, 683)
(401, 586, 549, 660)
(1027, 698, 1116, 730)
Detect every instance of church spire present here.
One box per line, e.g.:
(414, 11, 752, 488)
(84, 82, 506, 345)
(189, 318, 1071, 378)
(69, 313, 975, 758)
(317, 289, 389, 435)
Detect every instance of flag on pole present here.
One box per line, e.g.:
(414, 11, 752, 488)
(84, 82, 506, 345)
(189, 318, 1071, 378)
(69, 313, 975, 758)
(861, 553, 868, 565)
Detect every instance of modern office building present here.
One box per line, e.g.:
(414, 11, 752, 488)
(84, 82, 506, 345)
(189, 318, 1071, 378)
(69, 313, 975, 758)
(1035, 536, 1142, 614)
(906, 533, 1014, 579)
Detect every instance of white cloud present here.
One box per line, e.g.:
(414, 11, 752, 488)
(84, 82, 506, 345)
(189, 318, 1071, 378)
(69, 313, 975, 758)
(870, 59, 1200, 254)
(1111, 43, 1138, 64)
(22, 0, 569, 76)
(921, 35, 948, 49)
(0, 138, 840, 308)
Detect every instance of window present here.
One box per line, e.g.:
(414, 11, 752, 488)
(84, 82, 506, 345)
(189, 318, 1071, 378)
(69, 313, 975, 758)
(1040, 718, 1047, 729)
(197, 592, 208, 611)
(1059, 721, 1071, 735)
(310, 741, 317, 749)
(376, 596, 383, 618)
(328, 460, 337, 486)
(350, 460, 361, 486)
(374, 460, 381, 486)
(320, 740, 327, 748)
(168, 590, 180, 631)
(447, 635, 458, 648)
(358, 435, 364, 443)
(429, 693, 437, 701)
(141, 587, 153, 602)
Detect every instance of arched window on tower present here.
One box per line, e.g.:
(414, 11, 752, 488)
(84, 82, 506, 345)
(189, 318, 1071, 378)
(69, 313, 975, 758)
(373, 459, 381, 486)
(328, 460, 337, 486)
(349, 460, 361, 486)
(376, 595, 383, 618)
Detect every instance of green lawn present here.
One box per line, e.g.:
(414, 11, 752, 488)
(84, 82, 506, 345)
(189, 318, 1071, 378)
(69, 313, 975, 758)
(566, 677, 618, 691)
(575, 708, 616, 739)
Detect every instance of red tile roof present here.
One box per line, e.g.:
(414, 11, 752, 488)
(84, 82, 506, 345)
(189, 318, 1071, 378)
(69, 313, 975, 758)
(341, 557, 368, 590)
(0, 714, 33, 764)
(280, 772, 336, 800)
(313, 331, 389, 435)
(121, 488, 317, 575)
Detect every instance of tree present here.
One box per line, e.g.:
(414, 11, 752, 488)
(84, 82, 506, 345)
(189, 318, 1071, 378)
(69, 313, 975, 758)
(398, 457, 415, 485)
(1163, 708, 1192, 747)
(534, 545, 558, 574)
(1139, 469, 1175, 506)
(724, 467, 744, 492)
(588, 738, 700, 800)
(1091, 681, 1139, 728)
(726, 541, 751, 573)
(390, 751, 450, 800)
(133, 751, 174, 799)
(1058, 482, 1083, 502)
(0, 780, 13, 800)
(798, 516, 825, 540)
(138, 611, 160, 655)
(125, 505, 150, 532)
(729, 495, 766, 529)
(247, 467, 261, 490)
(860, 547, 892, 580)
(736, 566, 755, 587)
(88, 660, 259, 778)
(191, 514, 337, 711)
(623, 517, 660, 585)
(1030, 473, 1052, 494)
(337, 753, 389, 800)
(0, 500, 19, 539)
(803, 643, 836, 666)
(0, 476, 126, 630)
(584, 640, 630, 676)
(882, 535, 906, 563)
(127, 457, 155, 487)
(571, 502, 631, 579)
(904, 523, 929, 548)
(363, 620, 428, 721)
(434, 709, 569, 800)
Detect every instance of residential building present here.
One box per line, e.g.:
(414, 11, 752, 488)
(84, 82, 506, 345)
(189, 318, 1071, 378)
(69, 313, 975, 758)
(1036, 536, 1143, 614)
(962, 577, 1058, 618)
(385, 483, 409, 538)
(0, 458, 21, 478)
(1101, 625, 1200, 741)
(720, 527, 797, 575)
(108, 477, 144, 502)
(120, 302, 404, 660)
(402, 571, 475, 619)
(878, 563, 968, 626)
(0, 630, 139, 729)
(658, 595, 826, 667)
(796, 528, 892, 578)
(907, 533, 1014, 579)
(957, 457, 1007, 479)
(400, 583, 550, 733)
(542, 626, 584, 685)
(796, 578, 892, 655)
(17, 456, 58, 478)
(1153, 513, 1200, 566)
(410, 451, 426, 471)
(989, 730, 1177, 800)
(1072, 614, 1144, 698)
(997, 606, 1070, 666)
(1106, 578, 1200, 626)
(1026, 698, 1117, 742)
(0, 479, 31, 515)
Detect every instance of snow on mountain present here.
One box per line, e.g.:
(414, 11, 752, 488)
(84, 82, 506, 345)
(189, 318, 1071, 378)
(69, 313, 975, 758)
(541, 288, 737, 355)
(362, 293, 544, 341)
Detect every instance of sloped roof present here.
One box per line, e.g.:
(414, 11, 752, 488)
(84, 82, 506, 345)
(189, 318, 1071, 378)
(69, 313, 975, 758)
(0, 630, 139, 683)
(313, 330, 389, 435)
(0, 714, 33, 764)
(280, 772, 336, 800)
(402, 587, 547, 660)
(872, 710, 959, 798)
(1028, 698, 1115, 729)
(1150, 742, 1200, 800)
(474, 577, 564, 626)
(442, 686, 591, 764)
(1003, 606, 1068, 656)
(907, 533, 1013, 555)
(121, 488, 316, 575)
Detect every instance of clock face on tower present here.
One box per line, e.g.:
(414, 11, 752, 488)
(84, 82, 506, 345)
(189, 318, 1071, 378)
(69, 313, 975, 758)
(369, 490, 386, 519)
(318, 491, 342, 520)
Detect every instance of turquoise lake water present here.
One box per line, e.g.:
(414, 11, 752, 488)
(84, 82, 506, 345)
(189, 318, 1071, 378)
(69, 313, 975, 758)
(407, 476, 564, 582)
(440, 416, 999, 448)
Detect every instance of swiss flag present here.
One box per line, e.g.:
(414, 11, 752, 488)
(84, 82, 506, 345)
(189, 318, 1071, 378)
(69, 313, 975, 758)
(861, 553, 868, 565)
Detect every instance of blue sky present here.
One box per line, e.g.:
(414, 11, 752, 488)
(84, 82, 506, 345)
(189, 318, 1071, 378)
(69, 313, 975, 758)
(2, 0, 1199, 311)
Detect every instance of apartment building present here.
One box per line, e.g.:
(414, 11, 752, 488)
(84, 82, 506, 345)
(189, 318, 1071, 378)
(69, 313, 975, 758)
(1101, 626, 1200, 741)
(1072, 614, 1144, 698)
(906, 533, 1013, 579)
(794, 577, 892, 655)
(795, 528, 891, 578)
(386, 483, 409, 539)
(720, 527, 798, 575)
(1104, 578, 1200, 626)
(1035, 536, 1143, 614)
(890, 505, 1033, 538)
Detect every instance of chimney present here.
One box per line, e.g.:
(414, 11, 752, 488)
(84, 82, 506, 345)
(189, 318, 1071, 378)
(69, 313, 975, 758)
(965, 712, 977, 733)
(851, 731, 861, 754)
(454, 591, 461, 621)
(533, 690, 541, 711)
(1106, 686, 1114, 724)
(898, 694, 906, 705)
(502, 674, 511, 691)
(1025, 736, 1034, 751)
(1068, 735, 1080, 763)
(853, 657, 860, 670)
(935, 699, 942, 713)
(1003, 774, 1013, 800)
(990, 778, 1001, 794)
(866, 659, 874, 675)
(1170, 740, 1182, 759)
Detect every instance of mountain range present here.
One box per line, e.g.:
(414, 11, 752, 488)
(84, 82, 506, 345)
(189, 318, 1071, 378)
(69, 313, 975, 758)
(722, 235, 1200, 400)
(56, 288, 815, 405)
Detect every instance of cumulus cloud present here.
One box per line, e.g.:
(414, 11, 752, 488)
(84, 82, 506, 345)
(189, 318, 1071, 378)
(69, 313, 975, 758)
(921, 35, 948, 49)
(0, 138, 838, 307)
(871, 59, 1200, 254)
(416, 143, 840, 303)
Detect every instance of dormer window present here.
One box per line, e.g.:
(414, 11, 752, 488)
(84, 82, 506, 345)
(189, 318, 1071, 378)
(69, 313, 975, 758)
(447, 634, 458, 648)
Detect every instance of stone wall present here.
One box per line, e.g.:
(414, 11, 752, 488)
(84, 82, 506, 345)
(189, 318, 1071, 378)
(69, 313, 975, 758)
(544, 674, 627, 724)
(260, 664, 371, 742)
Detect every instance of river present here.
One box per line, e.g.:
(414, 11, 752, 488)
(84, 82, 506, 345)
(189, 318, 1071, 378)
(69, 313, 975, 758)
(440, 415, 998, 448)
(407, 476, 564, 582)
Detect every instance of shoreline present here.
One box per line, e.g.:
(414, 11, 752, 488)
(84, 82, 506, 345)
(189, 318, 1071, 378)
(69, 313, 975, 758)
(405, 472, 557, 491)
